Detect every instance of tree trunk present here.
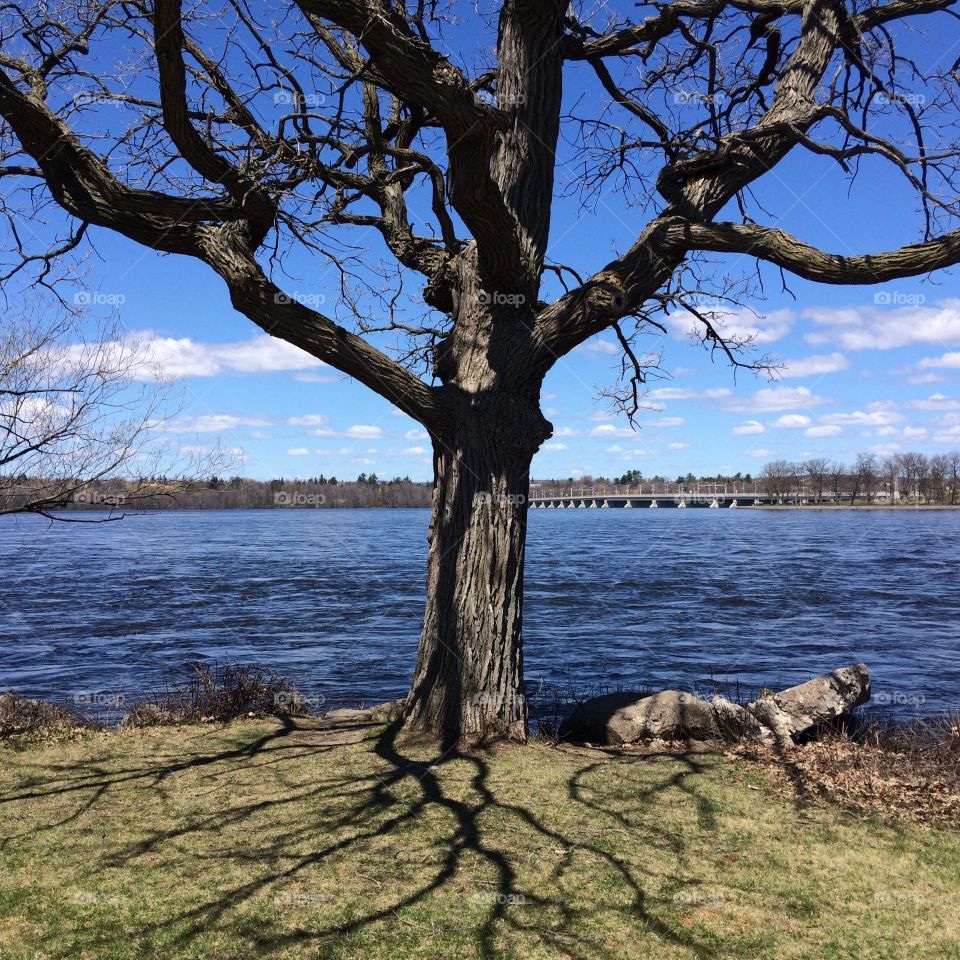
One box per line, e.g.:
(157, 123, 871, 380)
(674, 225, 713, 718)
(403, 398, 547, 745)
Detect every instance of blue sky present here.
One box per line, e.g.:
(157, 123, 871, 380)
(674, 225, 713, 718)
(10, 6, 960, 482)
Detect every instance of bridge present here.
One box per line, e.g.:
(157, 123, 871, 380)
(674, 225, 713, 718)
(529, 492, 764, 509)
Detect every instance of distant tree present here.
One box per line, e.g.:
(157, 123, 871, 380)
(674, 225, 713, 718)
(760, 460, 791, 502)
(0, 309, 197, 517)
(804, 458, 829, 503)
(855, 453, 878, 504)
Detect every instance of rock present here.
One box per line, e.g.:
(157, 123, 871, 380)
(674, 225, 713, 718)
(323, 707, 373, 723)
(747, 663, 870, 744)
(323, 700, 405, 725)
(711, 696, 773, 744)
(367, 699, 405, 723)
(561, 690, 721, 746)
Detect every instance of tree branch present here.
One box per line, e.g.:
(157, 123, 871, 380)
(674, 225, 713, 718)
(683, 220, 960, 283)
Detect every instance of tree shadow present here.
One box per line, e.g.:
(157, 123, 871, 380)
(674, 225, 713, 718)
(0, 718, 744, 958)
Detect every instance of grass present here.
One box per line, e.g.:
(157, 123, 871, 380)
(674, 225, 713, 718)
(0, 718, 958, 960)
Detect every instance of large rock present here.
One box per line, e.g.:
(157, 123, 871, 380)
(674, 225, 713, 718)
(711, 696, 773, 744)
(747, 663, 870, 743)
(322, 699, 405, 725)
(562, 690, 722, 746)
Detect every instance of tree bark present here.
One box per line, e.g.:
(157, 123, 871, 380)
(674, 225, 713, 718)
(403, 390, 548, 745)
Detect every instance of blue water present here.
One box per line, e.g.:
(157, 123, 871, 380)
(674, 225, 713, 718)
(1, 508, 957, 717)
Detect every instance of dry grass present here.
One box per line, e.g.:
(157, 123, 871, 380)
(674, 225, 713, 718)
(0, 692, 96, 742)
(0, 717, 958, 959)
(123, 663, 314, 727)
(745, 713, 960, 828)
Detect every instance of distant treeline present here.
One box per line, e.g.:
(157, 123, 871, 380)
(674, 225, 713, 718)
(3, 474, 434, 511)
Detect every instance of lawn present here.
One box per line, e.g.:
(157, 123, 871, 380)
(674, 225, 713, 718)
(0, 718, 957, 959)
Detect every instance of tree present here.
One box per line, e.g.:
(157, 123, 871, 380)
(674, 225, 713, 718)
(3, 0, 960, 741)
(804, 458, 829, 503)
(1, 310, 161, 516)
(760, 460, 791, 502)
(854, 453, 878, 504)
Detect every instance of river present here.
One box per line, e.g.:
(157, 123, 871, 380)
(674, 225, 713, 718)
(1, 507, 957, 719)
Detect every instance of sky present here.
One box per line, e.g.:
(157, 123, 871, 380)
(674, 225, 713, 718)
(7, 4, 960, 483)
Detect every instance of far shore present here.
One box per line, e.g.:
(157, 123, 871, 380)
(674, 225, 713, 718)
(751, 502, 960, 511)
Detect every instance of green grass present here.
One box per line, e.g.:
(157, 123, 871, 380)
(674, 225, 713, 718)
(0, 718, 958, 959)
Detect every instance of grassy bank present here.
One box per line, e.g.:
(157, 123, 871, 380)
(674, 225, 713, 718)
(1, 719, 958, 959)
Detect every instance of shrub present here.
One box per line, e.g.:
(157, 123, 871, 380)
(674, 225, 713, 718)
(124, 663, 314, 727)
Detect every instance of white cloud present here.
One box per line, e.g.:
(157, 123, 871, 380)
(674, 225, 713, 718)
(647, 387, 732, 401)
(579, 339, 619, 356)
(119, 332, 329, 380)
(917, 351, 960, 369)
(553, 426, 581, 437)
(819, 403, 903, 427)
(779, 352, 849, 378)
(590, 424, 634, 437)
(165, 414, 272, 433)
(749, 448, 774, 458)
(287, 447, 311, 456)
(345, 425, 383, 439)
(804, 299, 960, 350)
(665, 307, 794, 344)
(732, 420, 765, 435)
(773, 414, 812, 428)
(403, 446, 427, 455)
(668, 441, 690, 450)
(287, 414, 329, 426)
(542, 442, 568, 451)
(805, 424, 842, 438)
(648, 417, 685, 427)
(905, 394, 960, 411)
(724, 386, 827, 413)
(404, 428, 429, 440)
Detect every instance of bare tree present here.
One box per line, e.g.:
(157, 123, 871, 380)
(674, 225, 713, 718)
(804, 458, 829, 503)
(881, 455, 899, 503)
(948, 450, 960, 505)
(0, 308, 216, 517)
(760, 459, 791, 502)
(2, 0, 960, 741)
(829, 462, 848, 503)
(2, 310, 149, 516)
(928, 453, 949, 503)
(854, 453, 878, 504)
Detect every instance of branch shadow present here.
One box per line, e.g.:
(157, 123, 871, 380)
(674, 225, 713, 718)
(0, 718, 742, 958)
